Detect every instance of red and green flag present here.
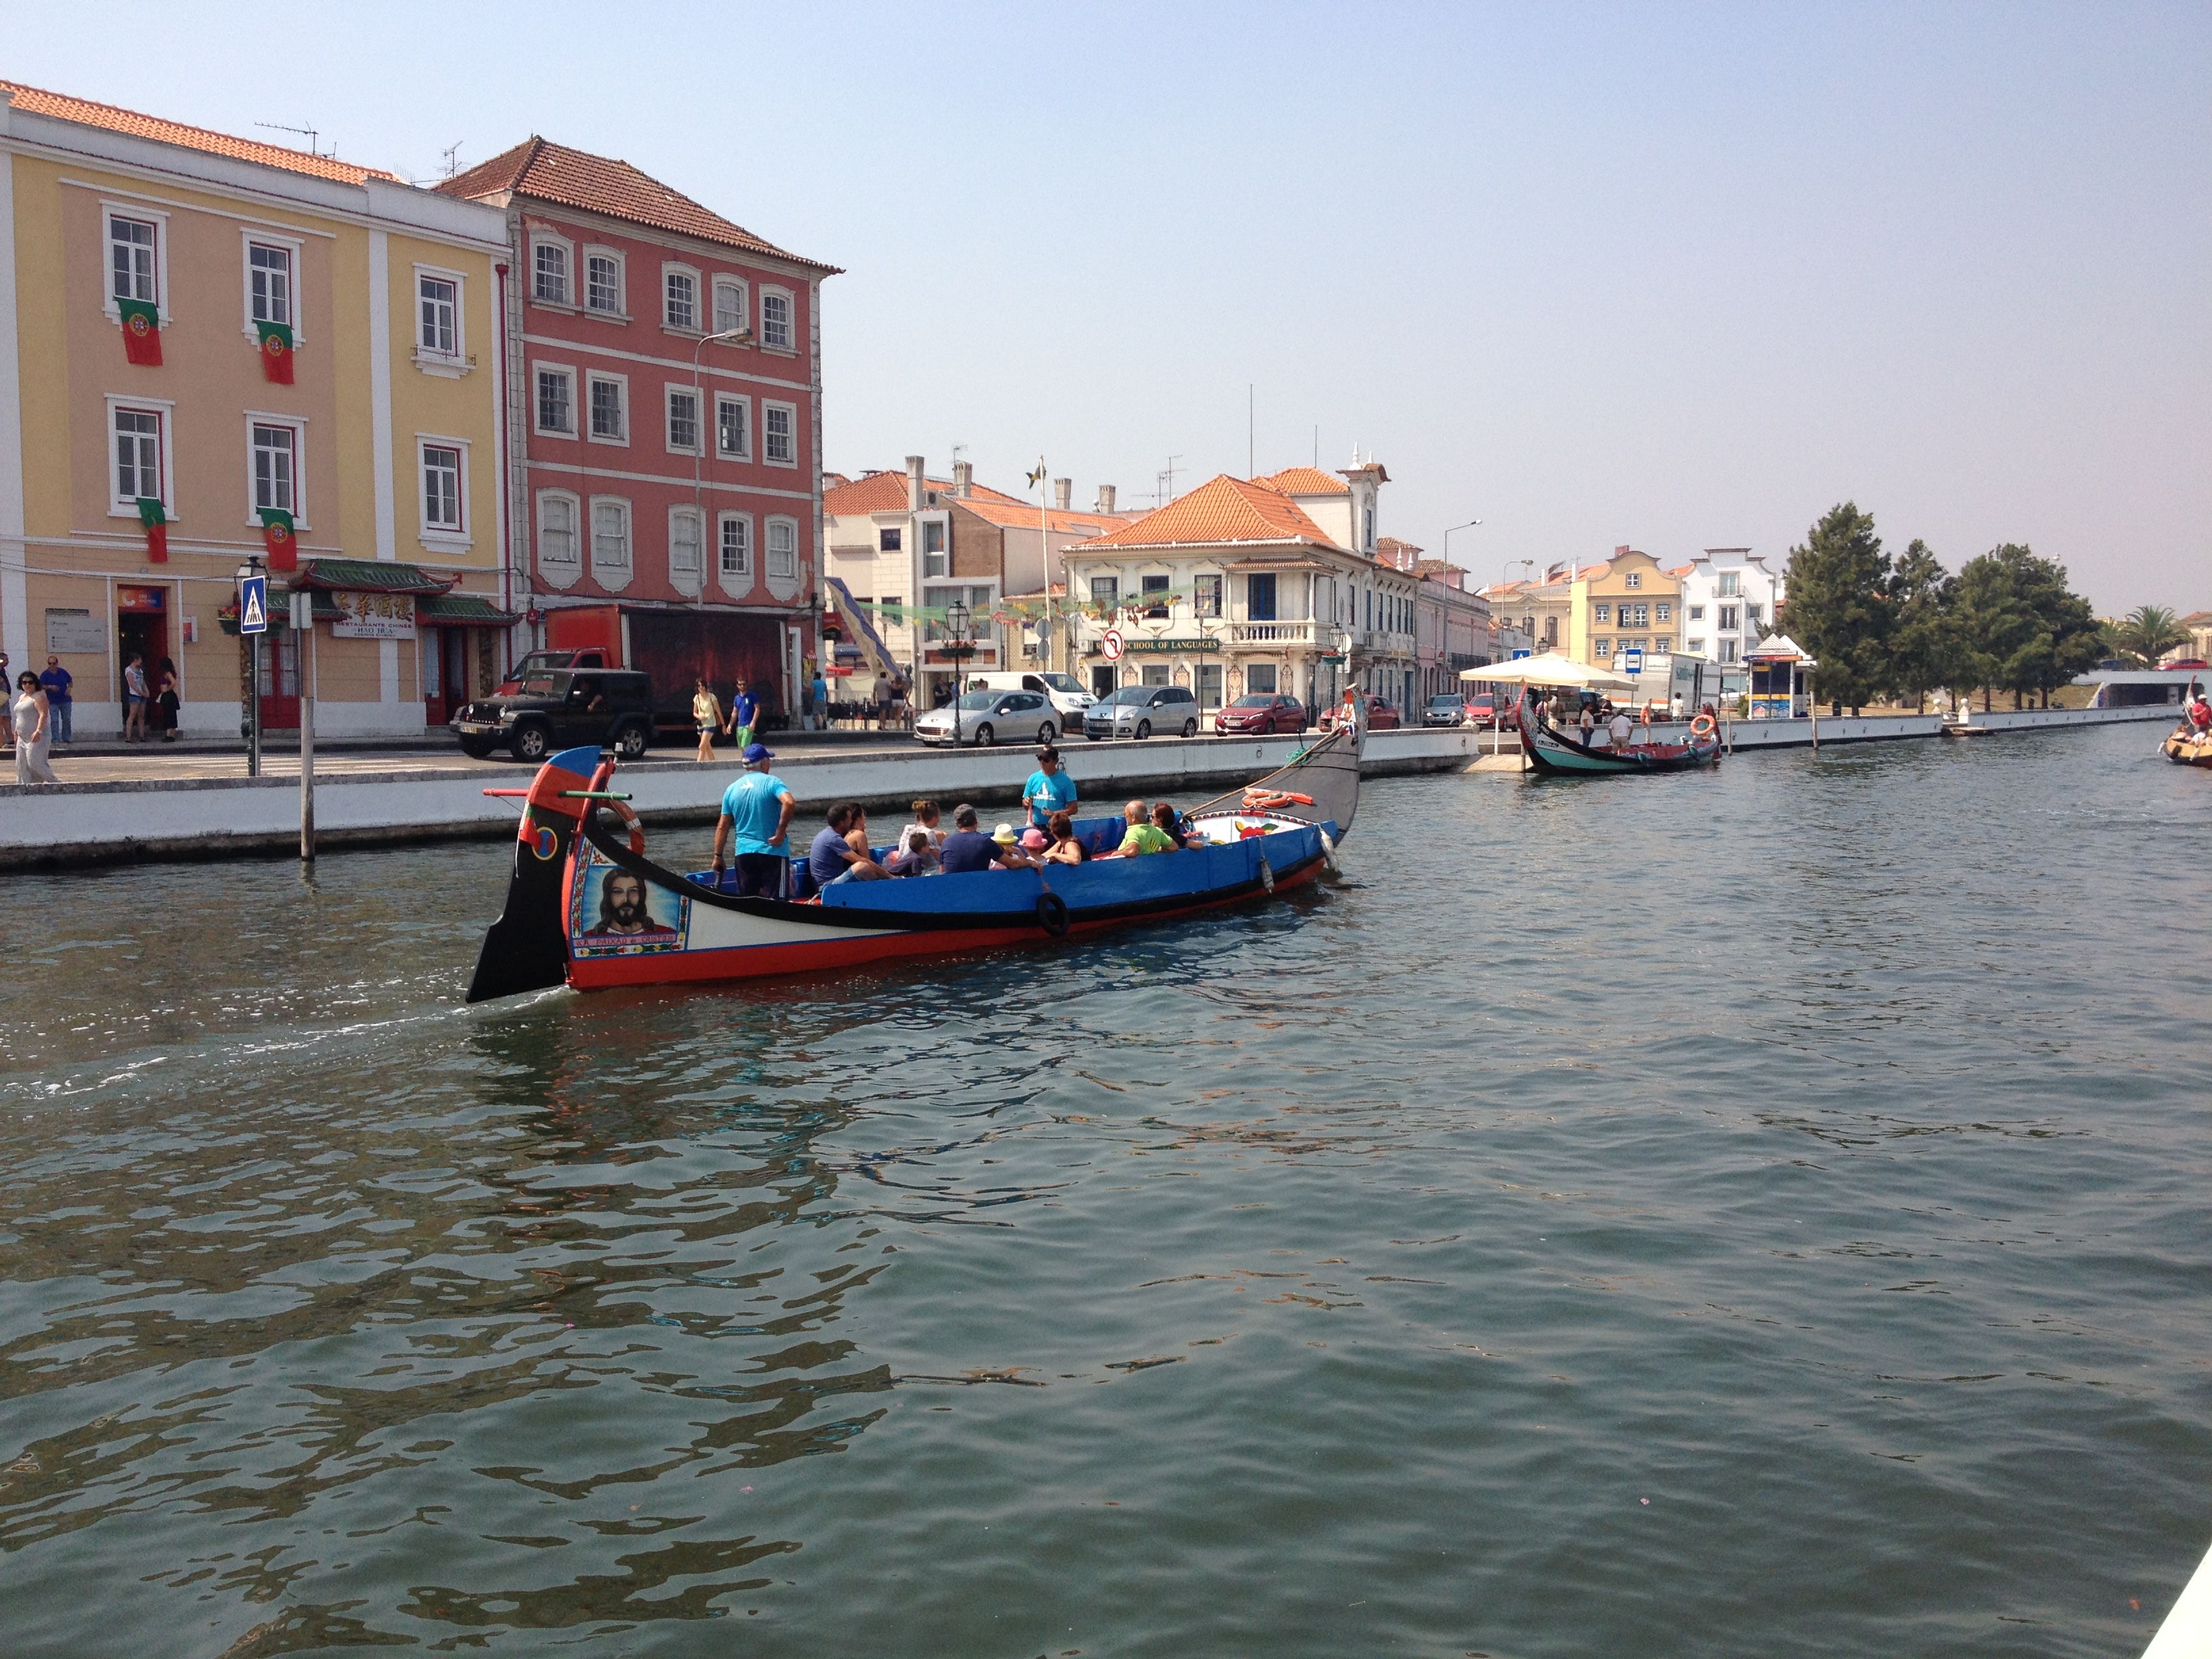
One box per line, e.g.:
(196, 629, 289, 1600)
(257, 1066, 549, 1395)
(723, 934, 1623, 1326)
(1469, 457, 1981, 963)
(118, 298, 162, 367)
(136, 496, 168, 562)
(255, 320, 295, 384)
(258, 506, 298, 571)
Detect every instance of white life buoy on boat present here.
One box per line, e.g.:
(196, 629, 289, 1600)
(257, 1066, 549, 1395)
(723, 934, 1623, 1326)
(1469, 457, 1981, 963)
(605, 798, 647, 856)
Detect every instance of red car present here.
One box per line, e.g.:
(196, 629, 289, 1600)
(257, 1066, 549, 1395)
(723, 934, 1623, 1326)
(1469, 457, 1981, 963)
(1213, 693, 1307, 735)
(1320, 694, 1401, 732)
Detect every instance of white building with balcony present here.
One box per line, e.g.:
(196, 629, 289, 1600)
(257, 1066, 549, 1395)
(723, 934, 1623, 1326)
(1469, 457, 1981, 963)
(1676, 548, 1786, 665)
(1059, 470, 1420, 716)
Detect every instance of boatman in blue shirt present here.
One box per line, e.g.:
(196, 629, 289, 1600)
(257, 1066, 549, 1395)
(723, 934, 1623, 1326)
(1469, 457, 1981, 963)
(711, 741, 796, 898)
(1022, 743, 1078, 832)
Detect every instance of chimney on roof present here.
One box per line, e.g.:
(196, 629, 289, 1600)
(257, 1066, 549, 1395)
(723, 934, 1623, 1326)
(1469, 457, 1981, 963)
(951, 460, 972, 498)
(906, 455, 926, 513)
(1053, 478, 1071, 511)
(1096, 484, 1116, 514)
(1615, 544, 1631, 557)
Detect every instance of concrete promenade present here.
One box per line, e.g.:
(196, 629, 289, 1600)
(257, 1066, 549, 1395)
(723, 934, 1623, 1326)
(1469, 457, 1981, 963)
(0, 701, 2178, 872)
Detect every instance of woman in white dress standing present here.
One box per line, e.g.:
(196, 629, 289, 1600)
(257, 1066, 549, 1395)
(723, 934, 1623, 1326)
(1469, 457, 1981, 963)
(12, 670, 60, 783)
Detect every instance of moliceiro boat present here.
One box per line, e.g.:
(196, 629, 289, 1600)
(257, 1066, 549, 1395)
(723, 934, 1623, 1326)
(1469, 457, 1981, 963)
(465, 710, 1363, 1002)
(1515, 692, 1723, 775)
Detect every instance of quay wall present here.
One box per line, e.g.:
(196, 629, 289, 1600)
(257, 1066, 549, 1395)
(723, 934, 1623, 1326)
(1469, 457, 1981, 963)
(0, 729, 1483, 872)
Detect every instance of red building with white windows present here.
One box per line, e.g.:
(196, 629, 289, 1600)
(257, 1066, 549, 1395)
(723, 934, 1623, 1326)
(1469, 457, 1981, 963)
(439, 140, 838, 719)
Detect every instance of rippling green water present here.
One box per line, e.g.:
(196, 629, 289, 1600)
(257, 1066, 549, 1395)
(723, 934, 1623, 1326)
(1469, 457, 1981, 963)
(3, 723, 2209, 1658)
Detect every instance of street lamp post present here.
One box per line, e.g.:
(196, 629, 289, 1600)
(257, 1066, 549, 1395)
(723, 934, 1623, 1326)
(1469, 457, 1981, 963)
(691, 325, 754, 611)
(946, 597, 972, 745)
(1442, 517, 1483, 565)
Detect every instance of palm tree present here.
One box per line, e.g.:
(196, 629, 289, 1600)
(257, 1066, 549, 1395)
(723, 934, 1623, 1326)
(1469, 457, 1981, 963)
(2111, 605, 2188, 666)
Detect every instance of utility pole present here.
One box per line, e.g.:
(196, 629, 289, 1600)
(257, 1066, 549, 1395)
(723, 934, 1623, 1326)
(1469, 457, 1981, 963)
(294, 590, 316, 860)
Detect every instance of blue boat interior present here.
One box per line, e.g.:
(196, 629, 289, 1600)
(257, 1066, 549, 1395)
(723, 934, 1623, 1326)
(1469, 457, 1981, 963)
(681, 816, 1330, 913)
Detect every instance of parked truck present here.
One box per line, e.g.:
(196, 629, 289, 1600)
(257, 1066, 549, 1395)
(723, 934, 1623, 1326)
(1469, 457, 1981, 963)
(499, 605, 791, 741)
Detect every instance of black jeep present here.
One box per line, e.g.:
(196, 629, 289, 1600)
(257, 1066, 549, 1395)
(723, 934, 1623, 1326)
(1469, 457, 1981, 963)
(451, 669, 655, 762)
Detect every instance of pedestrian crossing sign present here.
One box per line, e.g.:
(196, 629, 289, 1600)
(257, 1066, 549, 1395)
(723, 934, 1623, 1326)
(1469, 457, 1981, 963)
(239, 574, 268, 635)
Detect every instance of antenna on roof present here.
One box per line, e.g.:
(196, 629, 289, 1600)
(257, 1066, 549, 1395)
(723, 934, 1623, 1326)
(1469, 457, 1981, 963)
(440, 142, 464, 180)
(255, 120, 324, 159)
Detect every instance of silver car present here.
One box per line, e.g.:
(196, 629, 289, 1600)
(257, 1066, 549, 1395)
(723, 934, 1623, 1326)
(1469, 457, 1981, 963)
(1082, 684, 1202, 741)
(913, 688, 1061, 747)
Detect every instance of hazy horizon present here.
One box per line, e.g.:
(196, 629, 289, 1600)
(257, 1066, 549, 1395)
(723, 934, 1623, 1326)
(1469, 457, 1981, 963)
(3, 1, 2205, 613)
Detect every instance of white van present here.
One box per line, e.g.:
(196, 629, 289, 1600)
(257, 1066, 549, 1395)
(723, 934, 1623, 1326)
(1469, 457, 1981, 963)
(966, 671, 1094, 727)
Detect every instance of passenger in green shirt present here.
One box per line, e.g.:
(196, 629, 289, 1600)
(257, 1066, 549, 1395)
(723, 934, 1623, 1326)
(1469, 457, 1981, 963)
(1117, 798, 1176, 856)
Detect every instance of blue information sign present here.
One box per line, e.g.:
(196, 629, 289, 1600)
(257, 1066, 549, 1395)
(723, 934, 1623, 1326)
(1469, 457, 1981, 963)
(1622, 647, 1645, 672)
(239, 574, 269, 636)
(1510, 648, 1532, 660)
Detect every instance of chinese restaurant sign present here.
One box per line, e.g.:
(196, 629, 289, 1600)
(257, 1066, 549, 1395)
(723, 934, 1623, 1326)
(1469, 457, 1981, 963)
(330, 591, 417, 640)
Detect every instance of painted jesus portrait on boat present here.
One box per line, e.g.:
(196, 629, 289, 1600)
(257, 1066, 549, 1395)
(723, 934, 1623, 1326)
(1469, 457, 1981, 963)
(571, 863, 687, 954)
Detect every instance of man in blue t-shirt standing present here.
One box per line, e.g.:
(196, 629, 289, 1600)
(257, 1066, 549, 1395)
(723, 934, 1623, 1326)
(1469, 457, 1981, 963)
(711, 742, 796, 897)
(1021, 744, 1078, 832)
(39, 655, 73, 746)
(724, 679, 763, 752)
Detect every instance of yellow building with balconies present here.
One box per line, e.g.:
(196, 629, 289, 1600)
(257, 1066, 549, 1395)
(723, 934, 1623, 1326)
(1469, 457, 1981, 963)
(0, 81, 512, 738)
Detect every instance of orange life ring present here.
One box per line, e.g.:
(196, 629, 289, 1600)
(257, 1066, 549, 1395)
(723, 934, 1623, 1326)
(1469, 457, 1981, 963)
(604, 798, 647, 855)
(1689, 714, 1717, 738)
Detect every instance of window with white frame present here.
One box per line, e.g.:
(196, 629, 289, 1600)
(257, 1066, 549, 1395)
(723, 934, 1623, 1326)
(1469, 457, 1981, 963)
(537, 491, 580, 573)
(1656, 601, 1672, 621)
(715, 392, 750, 459)
(1593, 602, 1610, 623)
(1719, 639, 1739, 663)
(585, 249, 623, 316)
(247, 241, 293, 329)
(1685, 636, 1705, 656)
(670, 506, 703, 584)
(763, 402, 796, 466)
(250, 420, 302, 520)
(666, 386, 700, 453)
(535, 366, 575, 435)
(417, 272, 459, 356)
(532, 236, 571, 305)
(1630, 603, 1649, 627)
(111, 405, 165, 509)
(1594, 638, 1611, 658)
(421, 442, 464, 535)
(878, 527, 901, 553)
(713, 276, 747, 335)
(663, 266, 698, 331)
(591, 497, 632, 577)
(718, 513, 751, 581)
(1194, 573, 1223, 617)
(1745, 602, 1763, 626)
(766, 518, 798, 579)
(760, 289, 793, 350)
(1688, 604, 1704, 620)
(1625, 571, 1643, 590)
(588, 373, 627, 442)
(1718, 605, 1740, 632)
(1090, 576, 1118, 608)
(108, 212, 159, 306)
(1718, 571, 1741, 598)
(922, 518, 946, 578)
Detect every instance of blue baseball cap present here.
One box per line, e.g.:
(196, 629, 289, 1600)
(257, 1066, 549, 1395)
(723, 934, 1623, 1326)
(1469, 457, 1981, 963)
(742, 741, 775, 762)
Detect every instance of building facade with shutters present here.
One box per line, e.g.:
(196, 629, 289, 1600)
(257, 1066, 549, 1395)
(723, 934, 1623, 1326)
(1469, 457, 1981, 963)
(440, 139, 838, 718)
(1675, 548, 1784, 664)
(0, 80, 512, 737)
(1059, 470, 1420, 717)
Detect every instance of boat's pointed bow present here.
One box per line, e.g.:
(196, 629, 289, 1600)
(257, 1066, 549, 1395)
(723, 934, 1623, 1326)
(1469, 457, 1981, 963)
(464, 746, 605, 1004)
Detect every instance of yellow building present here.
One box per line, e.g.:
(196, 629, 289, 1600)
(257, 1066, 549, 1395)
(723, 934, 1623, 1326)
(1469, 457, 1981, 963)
(0, 81, 512, 738)
(1568, 548, 1680, 668)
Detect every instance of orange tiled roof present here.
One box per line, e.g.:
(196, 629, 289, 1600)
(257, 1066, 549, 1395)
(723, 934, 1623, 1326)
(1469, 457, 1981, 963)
(954, 494, 1128, 536)
(823, 470, 1031, 516)
(440, 137, 838, 272)
(1, 79, 401, 184)
(1252, 466, 1349, 495)
(1081, 474, 1339, 551)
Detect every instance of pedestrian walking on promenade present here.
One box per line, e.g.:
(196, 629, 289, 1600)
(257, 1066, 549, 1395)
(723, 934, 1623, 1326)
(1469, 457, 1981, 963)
(154, 657, 180, 741)
(691, 678, 724, 764)
(39, 657, 73, 746)
(725, 678, 762, 752)
(123, 653, 150, 742)
(810, 665, 828, 730)
(12, 672, 60, 783)
(0, 651, 13, 745)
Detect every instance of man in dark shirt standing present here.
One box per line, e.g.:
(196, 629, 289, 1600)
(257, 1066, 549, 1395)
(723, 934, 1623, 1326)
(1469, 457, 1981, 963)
(937, 803, 1021, 874)
(39, 656, 73, 747)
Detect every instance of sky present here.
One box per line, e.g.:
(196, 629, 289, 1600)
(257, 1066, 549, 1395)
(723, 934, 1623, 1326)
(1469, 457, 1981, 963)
(4, 1, 2207, 611)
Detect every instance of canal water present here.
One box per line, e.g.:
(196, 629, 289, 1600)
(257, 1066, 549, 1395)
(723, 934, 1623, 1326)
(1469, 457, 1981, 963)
(1, 722, 2207, 1658)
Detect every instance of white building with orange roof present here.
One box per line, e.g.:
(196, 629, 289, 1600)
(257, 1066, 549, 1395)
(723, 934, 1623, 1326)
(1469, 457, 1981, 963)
(821, 457, 1128, 705)
(0, 79, 512, 739)
(1059, 470, 1419, 718)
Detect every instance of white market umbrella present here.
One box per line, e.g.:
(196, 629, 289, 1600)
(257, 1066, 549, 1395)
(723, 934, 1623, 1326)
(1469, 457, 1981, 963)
(1460, 656, 1639, 691)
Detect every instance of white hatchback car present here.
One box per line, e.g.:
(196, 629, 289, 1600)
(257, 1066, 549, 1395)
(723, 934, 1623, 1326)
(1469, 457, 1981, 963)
(913, 688, 1063, 747)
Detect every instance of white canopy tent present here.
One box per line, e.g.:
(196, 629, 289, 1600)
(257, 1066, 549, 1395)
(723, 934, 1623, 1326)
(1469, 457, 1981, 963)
(1460, 656, 1639, 691)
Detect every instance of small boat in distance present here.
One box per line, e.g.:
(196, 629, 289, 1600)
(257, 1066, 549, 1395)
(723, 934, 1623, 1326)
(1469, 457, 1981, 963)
(1513, 692, 1722, 776)
(464, 702, 1364, 1003)
(2160, 726, 2212, 766)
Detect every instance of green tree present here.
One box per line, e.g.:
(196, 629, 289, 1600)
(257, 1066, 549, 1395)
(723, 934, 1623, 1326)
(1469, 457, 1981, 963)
(1883, 539, 1956, 711)
(2110, 604, 2187, 666)
(1949, 545, 2103, 710)
(1782, 502, 1890, 714)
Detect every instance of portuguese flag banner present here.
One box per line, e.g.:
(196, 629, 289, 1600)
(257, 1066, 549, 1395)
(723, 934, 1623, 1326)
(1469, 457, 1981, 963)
(258, 506, 298, 571)
(118, 298, 163, 366)
(255, 320, 295, 384)
(136, 496, 168, 562)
